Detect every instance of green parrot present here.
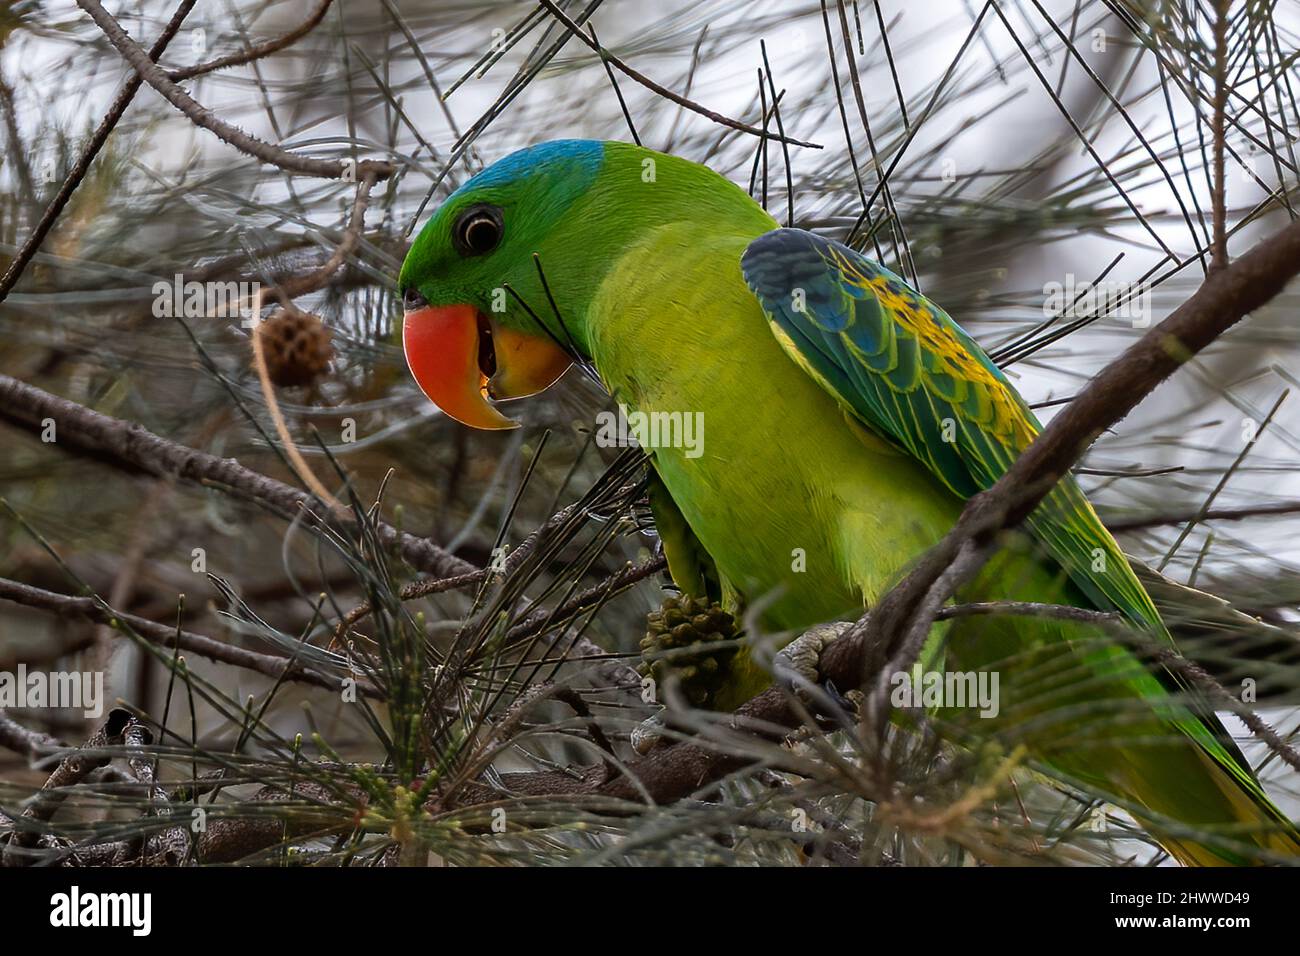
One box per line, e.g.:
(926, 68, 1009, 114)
(398, 139, 1299, 865)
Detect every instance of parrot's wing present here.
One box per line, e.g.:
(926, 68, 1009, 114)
(741, 227, 1160, 634)
(740, 228, 1266, 787)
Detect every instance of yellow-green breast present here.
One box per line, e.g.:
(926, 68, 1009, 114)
(587, 222, 963, 631)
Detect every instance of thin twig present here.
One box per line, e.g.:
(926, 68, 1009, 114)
(0, 0, 198, 303)
(1210, 0, 1231, 274)
(0, 577, 369, 696)
(535, 0, 820, 150)
(75, 0, 393, 181)
(166, 0, 334, 81)
(0, 373, 473, 579)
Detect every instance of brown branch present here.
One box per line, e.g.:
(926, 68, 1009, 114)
(0, 373, 473, 580)
(331, 495, 654, 687)
(0, 0, 198, 304)
(265, 170, 379, 302)
(505, 555, 667, 647)
(75, 0, 392, 181)
(167, 0, 334, 82)
(0, 708, 358, 865)
(168, 780, 346, 864)
(32, 778, 347, 866)
(1150, 645, 1300, 773)
(935, 601, 1121, 626)
(504, 555, 663, 693)
(2, 709, 134, 862)
(333, 569, 485, 647)
(1107, 499, 1300, 532)
(0, 710, 64, 763)
(1209, 0, 1231, 275)
(0, 577, 374, 697)
(0, 376, 647, 701)
(330, 501, 590, 642)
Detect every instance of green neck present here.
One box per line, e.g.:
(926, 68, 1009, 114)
(543, 143, 778, 358)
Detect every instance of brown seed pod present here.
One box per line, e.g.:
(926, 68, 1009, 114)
(254, 309, 334, 387)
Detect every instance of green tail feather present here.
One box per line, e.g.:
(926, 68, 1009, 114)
(944, 536, 1299, 865)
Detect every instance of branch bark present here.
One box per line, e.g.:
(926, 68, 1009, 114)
(1209, 0, 1231, 274)
(2, 708, 134, 863)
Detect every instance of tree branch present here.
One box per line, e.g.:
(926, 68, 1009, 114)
(75, 0, 392, 181)
(0, 373, 473, 580)
(1209, 0, 1231, 274)
(535, 0, 820, 150)
(264, 170, 379, 302)
(0, 0, 198, 304)
(166, 0, 334, 82)
(1107, 499, 1300, 532)
(2, 709, 134, 862)
(0, 577, 370, 696)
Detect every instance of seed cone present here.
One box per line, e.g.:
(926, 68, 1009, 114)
(256, 309, 334, 387)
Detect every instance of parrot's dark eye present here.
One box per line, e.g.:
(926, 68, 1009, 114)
(452, 204, 503, 257)
(402, 286, 427, 311)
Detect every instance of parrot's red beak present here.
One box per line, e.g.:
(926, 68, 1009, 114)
(403, 304, 572, 430)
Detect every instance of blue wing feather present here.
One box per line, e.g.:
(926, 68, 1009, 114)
(741, 227, 1154, 622)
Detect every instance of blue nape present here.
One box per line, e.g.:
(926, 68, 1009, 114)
(456, 139, 605, 194)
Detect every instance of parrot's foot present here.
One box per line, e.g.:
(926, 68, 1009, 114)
(774, 621, 861, 717)
(637, 594, 741, 710)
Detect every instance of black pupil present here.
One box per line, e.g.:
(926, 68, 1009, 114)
(462, 215, 499, 254)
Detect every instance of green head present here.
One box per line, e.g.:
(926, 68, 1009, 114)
(398, 139, 772, 428)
